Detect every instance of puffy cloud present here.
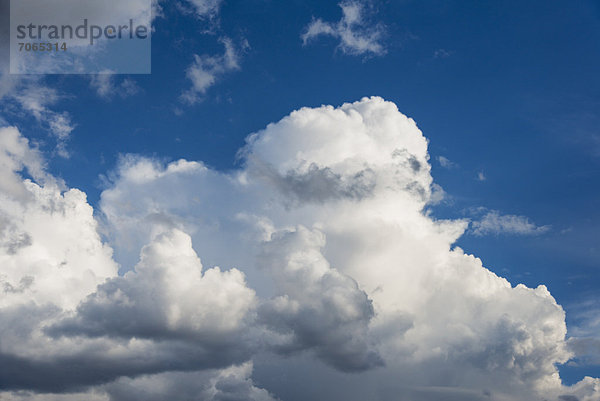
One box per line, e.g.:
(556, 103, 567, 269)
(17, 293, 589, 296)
(0, 127, 266, 396)
(471, 209, 551, 236)
(0, 127, 115, 310)
(0, 126, 46, 200)
(181, 38, 247, 104)
(302, 1, 386, 56)
(258, 226, 382, 371)
(1, 97, 599, 400)
(51, 228, 256, 344)
(96, 97, 588, 399)
(101, 362, 278, 401)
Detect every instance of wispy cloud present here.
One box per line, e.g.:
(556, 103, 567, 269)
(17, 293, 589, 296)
(180, 38, 248, 105)
(182, 0, 224, 19)
(470, 209, 550, 236)
(437, 155, 456, 169)
(1, 75, 74, 157)
(302, 1, 386, 57)
(90, 73, 140, 100)
(433, 48, 453, 59)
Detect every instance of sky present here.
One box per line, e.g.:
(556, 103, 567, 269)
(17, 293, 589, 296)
(0, 0, 600, 400)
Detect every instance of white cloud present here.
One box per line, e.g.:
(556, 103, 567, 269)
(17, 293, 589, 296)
(0, 72, 74, 157)
(96, 97, 584, 399)
(302, 1, 386, 56)
(0, 126, 47, 200)
(90, 73, 140, 100)
(183, 0, 224, 19)
(181, 38, 246, 104)
(437, 155, 456, 169)
(477, 171, 486, 181)
(258, 226, 382, 371)
(0, 128, 115, 310)
(471, 210, 551, 236)
(0, 98, 598, 400)
(0, 127, 267, 396)
(52, 228, 256, 343)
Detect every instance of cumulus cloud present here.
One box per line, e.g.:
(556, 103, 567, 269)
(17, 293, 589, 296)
(96, 97, 585, 400)
(181, 38, 247, 104)
(471, 210, 551, 236)
(0, 127, 115, 310)
(0, 126, 47, 200)
(0, 363, 278, 401)
(51, 228, 256, 344)
(0, 127, 268, 396)
(258, 226, 382, 372)
(100, 362, 279, 401)
(302, 1, 386, 56)
(0, 98, 598, 400)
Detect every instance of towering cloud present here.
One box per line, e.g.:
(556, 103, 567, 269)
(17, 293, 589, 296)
(0, 98, 598, 400)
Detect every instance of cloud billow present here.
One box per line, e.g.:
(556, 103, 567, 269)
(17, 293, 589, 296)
(0, 98, 598, 400)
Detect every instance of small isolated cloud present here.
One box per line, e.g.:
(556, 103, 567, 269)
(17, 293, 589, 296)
(437, 155, 456, 169)
(181, 38, 247, 104)
(471, 210, 551, 236)
(433, 49, 453, 59)
(90, 73, 140, 100)
(302, 1, 386, 57)
(477, 171, 486, 181)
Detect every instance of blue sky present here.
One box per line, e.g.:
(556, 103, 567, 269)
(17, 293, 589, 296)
(1, 0, 600, 399)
